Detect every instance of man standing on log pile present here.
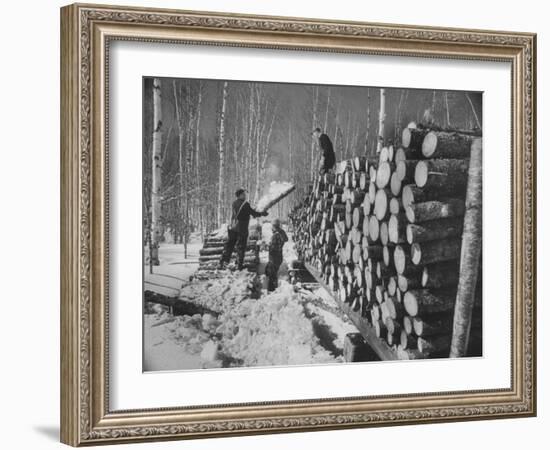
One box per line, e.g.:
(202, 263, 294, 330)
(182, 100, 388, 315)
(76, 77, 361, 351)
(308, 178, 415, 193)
(219, 189, 268, 271)
(265, 218, 288, 291)
(312, 127, 336, 174)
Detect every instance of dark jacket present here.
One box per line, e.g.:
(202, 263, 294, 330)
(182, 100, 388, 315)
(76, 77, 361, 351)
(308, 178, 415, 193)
(269, 227, 288, 264)
(230, 199, 264, 233)
(319, 134, 336, 171)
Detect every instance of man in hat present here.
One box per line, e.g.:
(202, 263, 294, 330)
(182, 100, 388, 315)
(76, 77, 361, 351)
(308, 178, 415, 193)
(219, 189, 268, 270)
(312, 127, 336, 174)
(265, 218, 288, 292)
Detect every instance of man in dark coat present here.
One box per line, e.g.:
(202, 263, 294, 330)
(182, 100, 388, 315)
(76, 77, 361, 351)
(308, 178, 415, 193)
(312, 127, 336, 174)
(219, 189, 268, 270)
(265, 218, 288, 292)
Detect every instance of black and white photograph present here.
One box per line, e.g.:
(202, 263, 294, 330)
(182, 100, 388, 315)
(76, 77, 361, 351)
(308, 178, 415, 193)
(142, 77, 483, 371)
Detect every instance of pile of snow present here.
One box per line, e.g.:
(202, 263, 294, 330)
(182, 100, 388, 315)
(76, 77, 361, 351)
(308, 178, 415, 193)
(144, 311, 223, 370)
(311, 287, 339, 308)
(219, 283, 337, 367)
(144, 275, 344, 370)
(180, 271, 259, 312)
(256, 181, 295, 212)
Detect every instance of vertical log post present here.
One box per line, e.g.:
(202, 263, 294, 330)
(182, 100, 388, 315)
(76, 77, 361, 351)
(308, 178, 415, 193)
(450, 138, 482, 357)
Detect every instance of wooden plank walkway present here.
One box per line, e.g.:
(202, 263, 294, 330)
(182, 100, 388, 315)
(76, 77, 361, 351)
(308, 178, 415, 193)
(304, 262, 397, 361)
(144, 273, 185, 298)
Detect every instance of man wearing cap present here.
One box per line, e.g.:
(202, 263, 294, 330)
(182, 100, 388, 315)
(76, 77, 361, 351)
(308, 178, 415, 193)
(312, 127, 336, 174)
(265, 218, 288, 292)
(219, 189, 268, 270)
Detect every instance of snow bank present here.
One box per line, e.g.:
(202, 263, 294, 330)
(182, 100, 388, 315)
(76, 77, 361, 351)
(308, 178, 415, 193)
(180, 271, 259, 312)
(144, 311, 222, 370)
(144, 275, 344, 370)
(219, 283, 337, 367)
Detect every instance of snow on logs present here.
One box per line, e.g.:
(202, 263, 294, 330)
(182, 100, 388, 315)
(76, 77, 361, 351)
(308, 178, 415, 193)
(289, 126, 482, 360)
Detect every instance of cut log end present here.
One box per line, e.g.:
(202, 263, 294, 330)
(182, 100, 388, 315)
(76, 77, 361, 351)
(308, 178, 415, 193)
(402, 127, 412, 148)
(374, 189, 389, 221)
(390, 172, 401, 196)
(411, 243, 422, 265)
(394, 245, 407, 275)
(403, 291, 419, 317)
(379, 221, 389, 246)
(421, 266, 429, 287)
(369, 215, 380, 242)
(421, 131, 438, 158)
(389, 197, 402, 215)
(403, 316, 413, 335)
(401, 184, 414, 209)
(376, 162, 392, 189)
(414, 160, 429, 188)
(406, 224, 413, 244)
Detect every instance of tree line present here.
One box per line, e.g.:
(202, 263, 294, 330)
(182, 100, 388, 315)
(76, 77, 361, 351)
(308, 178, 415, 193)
(143, 77, 482, 259)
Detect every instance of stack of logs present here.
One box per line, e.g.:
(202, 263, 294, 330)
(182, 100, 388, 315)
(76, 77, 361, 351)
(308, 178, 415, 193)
(289, 125, 482, 360)
(198, 227, 261, 272)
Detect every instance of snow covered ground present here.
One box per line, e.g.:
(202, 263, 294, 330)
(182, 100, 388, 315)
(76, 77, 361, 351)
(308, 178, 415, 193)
(143, 226, 360, 372)
(144, 233, 202, 297)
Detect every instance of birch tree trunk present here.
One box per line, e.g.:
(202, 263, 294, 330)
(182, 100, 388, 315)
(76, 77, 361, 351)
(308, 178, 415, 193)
(344, 110, 351, 158)
(178, 130, 185, 245)
(288, 122, 293, 182)
(256, 103, 277, 201)
(365, 88, 371, 155)
(217, 81, 228, 226)
(150, 78, 163, 266)
(395, 90, 406, 142)
(194, 82, 202, 235)
(172, 80, 186, 252)
(444, 91, 451, 127)
(310, 86, 319, 179)
(376, 88, 386, 154)
(332, 98, 341, 152)
(465, 93, 481, 128)
(243, 85, 254, 194)
(323, 87, 331, 132)
(183, 86, 195, 257)
(232, 102, 240, 198)
(254, 117, 261, 203)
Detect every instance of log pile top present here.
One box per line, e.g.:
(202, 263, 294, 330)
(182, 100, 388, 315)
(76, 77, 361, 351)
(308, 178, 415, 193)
(289, 126, 483, 361)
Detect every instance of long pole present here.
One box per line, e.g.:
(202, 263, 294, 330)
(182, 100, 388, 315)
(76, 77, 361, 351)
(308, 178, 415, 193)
(450, 138, 483, 357)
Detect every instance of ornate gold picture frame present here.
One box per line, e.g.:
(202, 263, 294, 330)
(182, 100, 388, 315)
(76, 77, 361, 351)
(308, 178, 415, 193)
(60, 2, 536, 446)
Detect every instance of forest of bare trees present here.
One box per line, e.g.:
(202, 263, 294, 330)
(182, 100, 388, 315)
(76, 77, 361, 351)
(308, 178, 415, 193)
(143, 77, 482, 259)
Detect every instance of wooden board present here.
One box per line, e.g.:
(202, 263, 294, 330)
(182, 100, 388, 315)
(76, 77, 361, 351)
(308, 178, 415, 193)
(304, 262, 397, 361)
